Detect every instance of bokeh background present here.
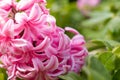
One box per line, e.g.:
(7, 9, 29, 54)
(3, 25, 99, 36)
(47, 0, 120, 41)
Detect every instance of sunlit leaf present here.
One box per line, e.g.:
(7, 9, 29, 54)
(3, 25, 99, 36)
(0, 68, 7, 80)
(112, 46, 120, 58)
(83, 56, 112, 80)
(98, 52, 115, 71)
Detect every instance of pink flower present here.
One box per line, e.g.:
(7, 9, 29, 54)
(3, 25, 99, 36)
(77, 0, 100, 14)
(0, 0, 88, 80)
(16, 0, 47, 11)
(0, 0, 13, 10)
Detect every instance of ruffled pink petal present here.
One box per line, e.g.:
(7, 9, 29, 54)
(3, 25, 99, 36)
(0, 8, 8, 17)
(36, 0, 46, 3)
(16, 0, 35, 10)
(16, 71, 36, 79)
(1, 19, 14, 38)
(8, 65, 16, 80)
(11, 39, 27, 47)
(15, 12, 28, 24)
(0, 54, 11, 66)
(28, 3, 42, 21)
(65, 27, 79, 35)
(45, 55, 59, 71)
(17, 64, 35, 72)
(58, 32, 70, 51)
(0, 0, 12, 10)
(71, 34, 85, 46)
(45, 45, 57, 57)
(32, 58, 44, 72)
(33, 37, 50, 51)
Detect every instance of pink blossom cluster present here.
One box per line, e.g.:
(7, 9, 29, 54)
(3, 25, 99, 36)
(0, 0, 88, 80)
(77, 0, 100, 14)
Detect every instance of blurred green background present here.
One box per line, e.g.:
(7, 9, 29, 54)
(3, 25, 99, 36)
(47, 0, 120, 41)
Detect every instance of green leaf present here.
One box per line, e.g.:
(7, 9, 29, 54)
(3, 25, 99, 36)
(112, 69, 120, 80)
(0, 73, 4, 80)
(114, 57, 120, 71)
(112, 46, 120, 58)
(88, 57, 111, 80)
(83, 56, 112, 80)
(16, 0, 20, 2)
(59, 72, 82, 80)
(87, 39, 109, 51)
(0, 68, 7, 80)
(92, 39, 120, 50)
(98, 52, 115, 71)
(82, 12, 113, 26)
(106, 17, 120, 33)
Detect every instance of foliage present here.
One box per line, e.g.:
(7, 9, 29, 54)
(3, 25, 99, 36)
(47, 0, 84, 28)
(0, 68, 7, 80)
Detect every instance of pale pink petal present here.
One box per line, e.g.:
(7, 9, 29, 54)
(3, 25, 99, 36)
(58, 33, 70, 51)
(16, 71, 36, 79)
(29, 3, 42, 21)
(45, 45, 57, 57)
(11, 39, 27, 47)
(45, 55, 59, 71)
(8, 65, 16, 80)
(0, 0, 12, 10)
(15, 12, 28, 24)
(0, 8, 8, 17)
(1, 19, 14, 38)
(36, 0, 46, 3)
(72, 49, 88, 57)
(33, 37, 50, 51)
(0, 54, 11, 66)
(71, 34, 85, 46)
(17, 0, 35, 10)
(65, 27, 79, 35)
(88, 0, 100, 7)
(17, 64, 35, 72)
(46, 15, 56, 28)
(32, 58, 44, 72)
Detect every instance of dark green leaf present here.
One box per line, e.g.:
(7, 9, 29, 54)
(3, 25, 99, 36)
(112, 69, 120, 80)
